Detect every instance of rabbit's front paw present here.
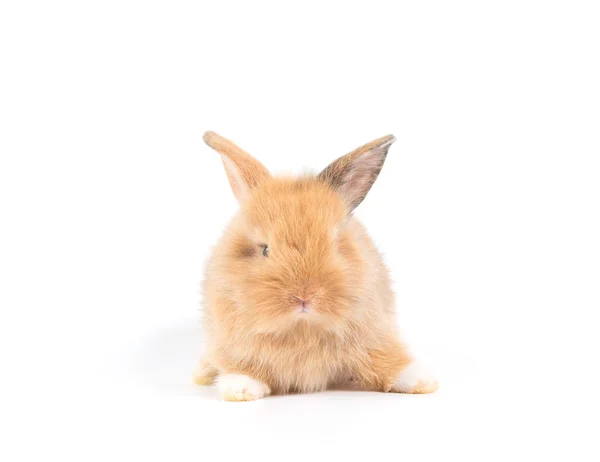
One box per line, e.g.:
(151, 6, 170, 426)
(217, 374, 270, 401)
(392, 361, 439, 394)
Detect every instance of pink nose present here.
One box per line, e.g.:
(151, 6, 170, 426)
(295, 297, 307, 306)
(294, 295, 313, 308)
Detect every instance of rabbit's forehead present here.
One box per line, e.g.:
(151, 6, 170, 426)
(259, 216, 336, 253)
(246, 178, 346, 237)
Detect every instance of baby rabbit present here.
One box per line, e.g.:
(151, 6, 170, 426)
(194, 131, 438, 401)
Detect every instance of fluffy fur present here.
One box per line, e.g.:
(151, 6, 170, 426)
(194, 131, 438, 400)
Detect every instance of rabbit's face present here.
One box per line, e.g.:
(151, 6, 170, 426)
(228, 178, 362, 333)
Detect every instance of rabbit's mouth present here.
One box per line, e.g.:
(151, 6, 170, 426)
(297, 305, 311, 314)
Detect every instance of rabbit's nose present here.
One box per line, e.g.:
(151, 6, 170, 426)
(293, 295, 314, 311)
(294, 296, 309, 306)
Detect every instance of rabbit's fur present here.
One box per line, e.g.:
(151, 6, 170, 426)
(194, 131, 437, 401)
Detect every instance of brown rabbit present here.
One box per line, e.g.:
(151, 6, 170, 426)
(194, 131, 438, 401)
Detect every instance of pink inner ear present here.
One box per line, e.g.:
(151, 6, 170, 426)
(221, 155, 250, 203)
(338, 148, 387, 209)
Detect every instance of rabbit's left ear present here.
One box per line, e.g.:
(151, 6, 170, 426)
(203, 131, 271, 203)
(318, 135, 396, 211)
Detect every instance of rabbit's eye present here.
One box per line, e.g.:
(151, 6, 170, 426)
(261, 245, 269, 257)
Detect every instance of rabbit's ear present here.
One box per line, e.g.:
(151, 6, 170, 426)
(203, 131, 271, 203)
(318, 135, 396, 211)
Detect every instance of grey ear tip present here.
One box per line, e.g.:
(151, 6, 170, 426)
(380, 134, 396, 149)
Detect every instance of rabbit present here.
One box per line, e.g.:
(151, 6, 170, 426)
(193, 131, 438, 401)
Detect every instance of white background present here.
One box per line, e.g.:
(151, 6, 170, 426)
(1, 1, 599, 460)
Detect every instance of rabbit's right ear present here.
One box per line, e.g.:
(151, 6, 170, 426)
(203, 131, 271, 203)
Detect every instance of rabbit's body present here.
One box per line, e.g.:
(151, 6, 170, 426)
(195, 132, 437, 400)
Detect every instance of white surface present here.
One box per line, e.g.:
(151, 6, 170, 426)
(1, 1, 599, 461)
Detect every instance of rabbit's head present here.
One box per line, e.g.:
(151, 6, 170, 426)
(203, 131, 395, 334)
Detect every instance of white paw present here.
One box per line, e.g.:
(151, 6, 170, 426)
(217, 374, 270, 401)
(392, 361, 439, 394)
